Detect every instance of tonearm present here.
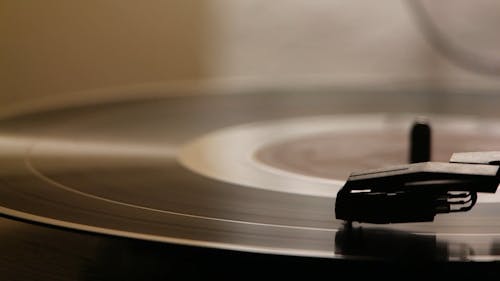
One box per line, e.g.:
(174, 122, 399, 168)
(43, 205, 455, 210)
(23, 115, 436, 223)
(335, 120, 500, 224)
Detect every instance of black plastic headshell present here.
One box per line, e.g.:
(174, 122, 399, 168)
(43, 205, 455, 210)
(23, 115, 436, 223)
(335, 152, 500, 224)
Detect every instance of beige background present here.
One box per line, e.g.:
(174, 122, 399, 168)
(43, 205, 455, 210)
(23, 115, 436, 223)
(1, 0, 500, 117)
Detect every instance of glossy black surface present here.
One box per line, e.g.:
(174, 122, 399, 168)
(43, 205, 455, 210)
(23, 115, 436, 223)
(2, 89, 500, 278)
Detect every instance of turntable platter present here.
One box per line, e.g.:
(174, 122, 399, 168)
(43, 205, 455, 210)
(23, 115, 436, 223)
(1, 90, 500, 262)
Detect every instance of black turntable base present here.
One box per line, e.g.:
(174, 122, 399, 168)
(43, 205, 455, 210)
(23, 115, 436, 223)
(2, 89, 500, 279)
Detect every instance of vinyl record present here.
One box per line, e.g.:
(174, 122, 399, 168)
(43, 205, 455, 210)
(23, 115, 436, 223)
(1, 89, 500, 267)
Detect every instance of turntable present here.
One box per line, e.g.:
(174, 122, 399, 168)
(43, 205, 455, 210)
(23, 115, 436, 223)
(2, 87, 500, 279)
(3, 1, 500, 279)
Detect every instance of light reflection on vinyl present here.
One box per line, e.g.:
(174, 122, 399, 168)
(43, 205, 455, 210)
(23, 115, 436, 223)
(180, 114, 500, 202)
